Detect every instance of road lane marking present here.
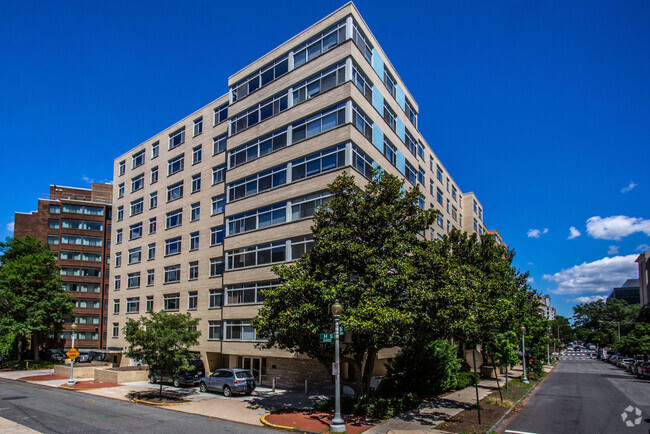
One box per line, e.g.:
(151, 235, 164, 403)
(505, 430, 539, 434)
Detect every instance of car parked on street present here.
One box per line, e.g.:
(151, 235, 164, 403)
(630, 360, 645, 376)
(618, 358, 634, 369)
(148, 358, 206, 388)
(76, 352, 91, 363)
(199, 368, 256, 397)
(637, 362, 650, 379)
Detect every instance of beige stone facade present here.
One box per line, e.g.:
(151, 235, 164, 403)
(107, 3, 492, 388)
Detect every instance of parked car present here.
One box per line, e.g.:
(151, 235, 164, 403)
(41, 349, 65, 362)
(199, 369, 256, 397)
(619, 358, 634, 369)
(637, 362, 650, 379)
(630, 360, 645, 376)
(148, 358, 205, 388)
(90, 351, 107, 361)
(608, 355, 620, 364)
(76, 352, 91, 363)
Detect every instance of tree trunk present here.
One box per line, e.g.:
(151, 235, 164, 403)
(17, 339, 23, 362)
(159, 370, 163, 398)
(33, 335, 40, 362)
(491, 353, 503, 402)
(342, 356, 363, 396)
(361, 347, 378, 397)
(505, 365, 509, 390)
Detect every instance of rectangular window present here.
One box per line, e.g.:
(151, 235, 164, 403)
(118, 183, 124, 198)
(165, 236, 182, 256)
(351, 61, 372, 101)
(417, 167, 425, 185)
(189, 261, 199, 280)
(292, 60, 346, 105)
(127, 272, 141, 289)
(117, 206, 124, 221)
(190, 231, 199, 251)
(168, 153, 184, 176)
(132, 149, 145, 169)
(228, 128, 286, 169)
(452, 205, 458, 222)
(131, 174, 144, 193)
(119, 160, 125, 176)
(383, 102, 396, 131)
(226, 281, 275, 305)
(163, 293, 180, 311)
(188, 291, 198, 310)
(405, 161, 417, 186)
(47, 235, 59, 245)
(352, 103, 372, 141)
(429, 156, 434, 172)
(212, 164, 226, 185)
(193, 117, 203, 137)
(438, 214, 444, 228)
(292, 20, 346, 69)
(116, 229, 122, 244)
(212, 134, 227, 155)
(151, 166, 158, 184)
(224, 320, 257, 341)
(129, 223, 142, 240)
(169, 128, 185, 150)
(452, 186, 457, 201)
(147, 270, 154, 286)
(148, 243, 155, 260)
(191, 174, 201, 193)
(166, 208, 182, 229)
(213, 103, 228, 125)
(114, 276, 121, 291)
(130, 198, 143, 216)
(128, 247, 141, 264)
(211, 195, 225, 215)
(48, 219, 59, 229)
(437, 188, 443, 205)
(230, 90, 289, 135)
(112, 323, 119, 338)
(164, 265, 181, 283)
(226, 236, 312, 270)
(405, 130, 417, 156)
(148, 218, 156, 235)
(49, 204, 60, 214)
(291, 102, 346, 144)
(209, 289, 223, 308)
(151, 141, 159, 159)
(436, 165, 443, 182)
(208, 321, 222, 340)
(231, 54, 289, 102)
(191, 202, 200, 222)
(384, 68, 397, 97)
(115, 252, 122, 268)
(228, 201, 287, 236)
(167, 181, 183, 202)
(192, 144, 202, 164)
(126, 297, 140, 314)
(405, 99, 417, 127)
(291, 144, 346, 182)
(149, 191, 158, 209)
(210, 226, 225, 246)
(146, 295, 154, 311)
(209, 258, 224, 278)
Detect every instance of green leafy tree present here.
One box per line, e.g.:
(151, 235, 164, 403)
(491, 331, 519, 389)
(123, 311, 201, 397)
(0, 236, 75, 361)
(614, 322, 650, 355)
(549, 315, 574, 345)
(573, 299, 640, 346)
(253, 170, 438, 396)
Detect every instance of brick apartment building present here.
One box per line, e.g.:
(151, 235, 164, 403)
(108, 3, 499, 387)
(14, 183, 112, 351)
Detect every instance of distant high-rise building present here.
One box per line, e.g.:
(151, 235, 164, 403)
(636, 251, 650, 309)
(607, 279, 640, 305)
(14, 184, 112, 351)
(107, 3, 498, 387)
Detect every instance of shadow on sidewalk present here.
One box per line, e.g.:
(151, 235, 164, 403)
(391, 397, 474, 426)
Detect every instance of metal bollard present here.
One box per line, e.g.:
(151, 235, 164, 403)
(304, 379, 308, 395)
(272, 377, 276, 392)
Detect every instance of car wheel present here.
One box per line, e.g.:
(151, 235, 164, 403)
(223, 386, 232, 397)
(149, 375, 156, 384)
(200, 382, 208, 393)
(173, 378, 181, 388)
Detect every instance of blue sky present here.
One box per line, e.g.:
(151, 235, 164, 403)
(1, 1, 649, 319)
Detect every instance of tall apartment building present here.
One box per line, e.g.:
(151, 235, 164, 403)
(636, 251, 650, 310)
(537, 294, 556, 321)
(108, 3, 496, 387)
(607, 279, 640, 305)
(14, 184, 112, 351)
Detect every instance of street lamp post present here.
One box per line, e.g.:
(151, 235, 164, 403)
(67, 323, 77, 386)
(521, 326, 529, 384)
(330, 300, 346, 433)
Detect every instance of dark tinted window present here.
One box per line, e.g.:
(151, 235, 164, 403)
(236, 370, 253, 379)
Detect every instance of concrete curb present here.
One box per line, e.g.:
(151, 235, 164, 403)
(133, 397, 190, 406)
(490, 363, 558, 433)
(260, 413, 321, 433)
(59, 384, 106, 391)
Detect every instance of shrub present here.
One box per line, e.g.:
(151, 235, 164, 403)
(454, 371, 477, 390)
(313, 393, 421, 419)
(388, 339, 461, 396)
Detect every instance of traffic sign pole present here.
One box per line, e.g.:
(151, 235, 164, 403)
(473, 350, 481, 425)
(67, 330, 76, 386)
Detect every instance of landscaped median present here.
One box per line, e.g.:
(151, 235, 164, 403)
(261, 409, 373, 434)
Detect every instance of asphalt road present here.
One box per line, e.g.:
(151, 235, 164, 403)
(0, 377, 271, 433)
(502, 349, 650, 434)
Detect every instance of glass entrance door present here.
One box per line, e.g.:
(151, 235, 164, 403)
(242, 356, 262, 383)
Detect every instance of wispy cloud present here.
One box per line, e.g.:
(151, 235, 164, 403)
(527, 277, 534, 284)
(6, 222, 14, 233)
(527, 228, 549, 238)
(621, 181, 638, 194)
(608, 245, 619, 255)
(567, 226, 581, 240)
(568, 295, 607, 304)
(637, 244, 650, 252)
(586, 216, 650, 240)
(543, 254, 638, 296)
(81, 175, 112, 185)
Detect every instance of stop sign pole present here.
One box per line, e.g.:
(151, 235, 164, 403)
(465, 349, 483, 425)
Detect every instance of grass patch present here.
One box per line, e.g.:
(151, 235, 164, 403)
(1, 360, 56, 370)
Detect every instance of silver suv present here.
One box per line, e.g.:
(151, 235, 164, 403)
(199, 368, 256, 397)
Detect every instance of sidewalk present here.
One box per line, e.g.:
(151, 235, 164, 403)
(364, 366, 524, 433)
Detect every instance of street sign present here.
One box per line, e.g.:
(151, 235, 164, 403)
(464, 349, 483, 369)
(332, 362, 340, 376)
(66, 347, 80, 360)
(338, 325, 344, 335)
(320, 333, 333, 343)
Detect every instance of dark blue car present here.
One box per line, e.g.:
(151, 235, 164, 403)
(199, 369, 255, 397)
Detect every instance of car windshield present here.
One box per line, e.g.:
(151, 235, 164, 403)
(235, 371, 253, 379)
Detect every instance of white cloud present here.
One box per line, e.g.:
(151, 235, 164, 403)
(527, 277, 534, 283)
(527, 262, 534, 266)
(82, 175, 93, 184)
(586, 215, 650, 240)
(527, 228, 548, 238)
(621, 181, 638, 194)
(567, 226, 581, 240)
(567, 295, 607, 304)
(637, 244, 650, 252)
(6, 222, 14, 232)
(543, 254, 638, 296)
(607, 245, 619, 255)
